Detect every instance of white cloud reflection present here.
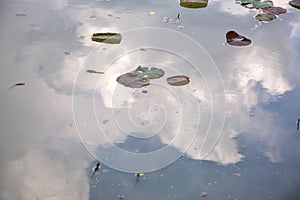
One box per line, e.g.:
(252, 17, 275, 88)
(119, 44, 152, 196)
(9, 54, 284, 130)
(1, 0, 299, 198)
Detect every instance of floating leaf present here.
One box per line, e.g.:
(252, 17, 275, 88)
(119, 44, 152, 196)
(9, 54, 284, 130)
(263, 6, 287, 15)
(289, 0, 300, 9)
(255, 13, 277, 22)
(226, 31, 252, 47)
(117, 72, 150, 88)
(180, 0, 209, 8)
(251, 1, 273, 9)
(166, 75, 190, 86)
(133, 66, 165, 79)
(236, 0, 273, 9)
(91, 33, 121, 44)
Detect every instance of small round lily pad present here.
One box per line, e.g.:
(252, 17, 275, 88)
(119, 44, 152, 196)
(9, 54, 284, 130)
(166, 75, 190, 86)
(133, 65, 165, 79)
(255, 13, 277, 22)
(226, 30, 252, 47)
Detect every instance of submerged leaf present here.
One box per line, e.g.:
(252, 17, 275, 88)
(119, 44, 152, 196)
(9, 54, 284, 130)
(133, 66, 165, 79)
(180, 0, 209, 8)
(91, 33, 122, 44)
(255, 13, 277, 22)
(166, 75, 190, 86)
(289, 0, 300, 9)
(263, 6, 287, 15)
(226, 31, 252, 47)
(117, 72, 150, 88)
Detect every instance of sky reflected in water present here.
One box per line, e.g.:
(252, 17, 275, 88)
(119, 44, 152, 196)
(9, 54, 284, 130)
(1, 0, 300, 199)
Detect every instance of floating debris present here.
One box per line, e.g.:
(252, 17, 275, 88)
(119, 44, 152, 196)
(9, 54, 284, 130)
(177, 13, 180, 19)
(117, 72, 150, 88)
(149, 11, 155, 15)
(166, 75, 190, 86)
(9, 82, 25, 90)
(263, 6, 287, 15)
(160, 16, 179, 24)
(118, 195, 125, 200)
(226, 30, 252, 47)
(90, 15, 97, 19)
(91, 161, 101, 178)
(91, 32, 122, 44)
(86, 69, 104, 74)
(200, 192, 207, 198)
(135, 172, 144, 181)
(142, 90, 148, 93)
(297, 118, 300, 131)
(15, 13, 26, 17)
(64, 51, 72, 55)
(289, 0, 300, 9)
(180, 0, 209, 8)
(133, 65, 165, 79)
(255, 13, 276, 22)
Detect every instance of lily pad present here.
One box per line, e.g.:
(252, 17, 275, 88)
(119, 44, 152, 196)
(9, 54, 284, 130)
(251, 1, 273, 9)
(263, 6, 287, 15)
(166, 75, 190, 86)
(116, 72, 150, 88)
(91, 33, 121, 44)
(236, 0, 273, 9)
(180, 0, 209, 8)
(133, 65, 165, 79)
(289, 0, 300, 9)
(255, 13, 277, 22)
(226, 31, 252, 47)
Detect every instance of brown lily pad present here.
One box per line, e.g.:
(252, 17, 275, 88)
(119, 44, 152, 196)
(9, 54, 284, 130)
(289, 0, 300, 9)
(166, 75, 190, 86)
(226, 31, 252, 47)
(116, 72, 150, 88)
(263, 6, 287, 15)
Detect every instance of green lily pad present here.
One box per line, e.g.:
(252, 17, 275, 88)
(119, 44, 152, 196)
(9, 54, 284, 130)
(166, 75, 190, 86)
(263, 6, 287, 15)
(255, 13, 277, 22)
(116, 72, 150, 88)
(133, 65, 165, 79)
(289, 0, 300, 9)
(251, 1, 273, 9)
(180, 0, 209, 8)
(236, 0, 273, 9)
(91, 33, 122, 44)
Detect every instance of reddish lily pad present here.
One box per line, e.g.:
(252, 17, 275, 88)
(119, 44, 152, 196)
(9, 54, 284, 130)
(91, 33, 122, 44)
(117, 72, 150, 88)
(226, 31, 252, 47)
(255, 13, 277, 22)
(180, 0, 209, 8)
(289, 0, 300, 9)
(166, 75, 190, 86)
(263, 6, 287, 15)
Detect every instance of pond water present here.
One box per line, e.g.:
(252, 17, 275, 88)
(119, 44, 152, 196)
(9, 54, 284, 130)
(1, 0, 300, 199)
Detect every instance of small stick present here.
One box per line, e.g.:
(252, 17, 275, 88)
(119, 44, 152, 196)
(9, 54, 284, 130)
(9, 83, 25, 90)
